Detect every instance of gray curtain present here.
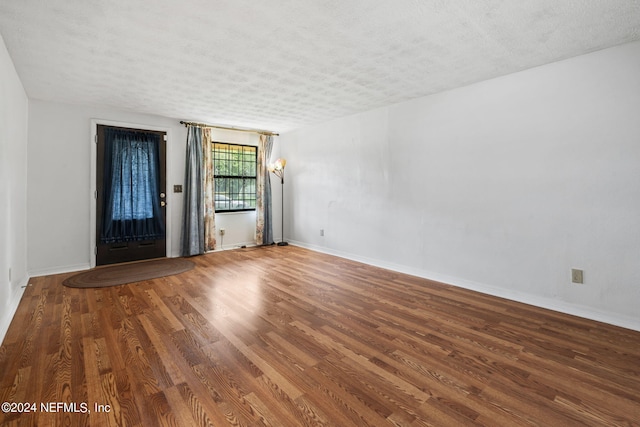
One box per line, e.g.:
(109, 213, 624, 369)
(256, 134, 274, 245)
(181, 126, 205, 256)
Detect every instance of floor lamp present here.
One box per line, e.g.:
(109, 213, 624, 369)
(268, 158, 288, 246)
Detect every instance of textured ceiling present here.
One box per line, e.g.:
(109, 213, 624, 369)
(1, 1, 639, 132)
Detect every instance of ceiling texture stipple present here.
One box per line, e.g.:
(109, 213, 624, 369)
(1, 0, 639, 132)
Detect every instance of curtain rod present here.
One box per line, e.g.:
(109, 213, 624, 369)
(179, 120, 279, 136)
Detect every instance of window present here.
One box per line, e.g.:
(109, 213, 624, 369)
(212, 142, 257, 212)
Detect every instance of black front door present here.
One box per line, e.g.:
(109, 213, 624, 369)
(96, 125, 167, 266)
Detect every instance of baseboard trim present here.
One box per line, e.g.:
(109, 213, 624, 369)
(29, 263, 91, 278)
(289, 240, 640, 332)
(213, 241, 257, 252)
(0, 276, 29, 345)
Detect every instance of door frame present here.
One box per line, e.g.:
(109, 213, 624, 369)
(89, 119, 173, 268)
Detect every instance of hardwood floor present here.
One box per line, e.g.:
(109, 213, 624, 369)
(1, 245, 639, 426)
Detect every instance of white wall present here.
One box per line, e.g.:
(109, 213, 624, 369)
(27, 103, 267, 274)
(0, 33, 29, 344)
(280, 40, 640, 331)
(27, 101, 187, 275)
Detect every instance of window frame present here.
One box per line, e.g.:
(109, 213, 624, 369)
(212, 141, 258, 213)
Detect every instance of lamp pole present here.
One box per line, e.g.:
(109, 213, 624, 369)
(278, 174, 287, 246)
(268, 158, 288, 246)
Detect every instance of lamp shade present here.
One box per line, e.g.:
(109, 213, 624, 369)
(268, 158, 286, 179)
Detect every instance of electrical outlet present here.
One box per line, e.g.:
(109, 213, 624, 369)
(571, 269, 584, 284)
(220, 228, 226, 236)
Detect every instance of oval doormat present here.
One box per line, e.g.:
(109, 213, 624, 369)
(63, 257, 195, 288)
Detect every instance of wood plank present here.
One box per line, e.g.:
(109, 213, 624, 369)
(1, 245, 639, 426)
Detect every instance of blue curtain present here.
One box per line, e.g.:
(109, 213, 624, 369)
(100, 128, 165, 243)
(181, 126, 205, 256)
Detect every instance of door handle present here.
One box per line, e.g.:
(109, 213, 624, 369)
(160, 192, 166, 198)
(161, 201, 166, 207)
